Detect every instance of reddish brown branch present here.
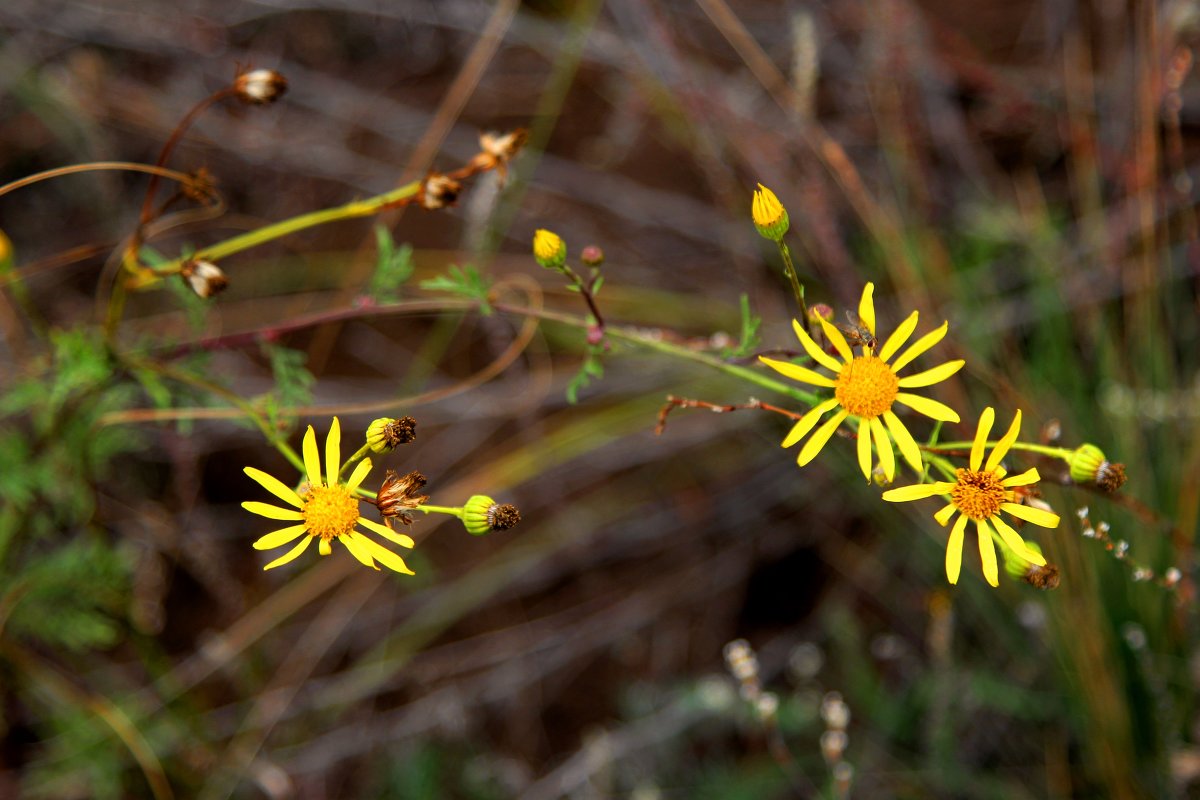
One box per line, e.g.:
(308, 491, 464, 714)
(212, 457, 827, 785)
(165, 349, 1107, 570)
(654, 394, 805, 436)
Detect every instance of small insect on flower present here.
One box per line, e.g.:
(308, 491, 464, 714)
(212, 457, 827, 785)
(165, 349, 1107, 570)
(760, 283, 965, 482)
(836, 310, 878, 352)
(242, 417, 416, 574)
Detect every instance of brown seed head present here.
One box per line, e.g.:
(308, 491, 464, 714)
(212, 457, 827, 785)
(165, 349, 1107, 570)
(420, 174, 462, 210)
(180, 259, 228, 299)
(377, 469, 429, 525)
(234, 68, 288, 105)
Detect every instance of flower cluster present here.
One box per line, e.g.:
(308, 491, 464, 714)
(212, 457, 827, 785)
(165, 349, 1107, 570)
(746, 183, 1132, 588)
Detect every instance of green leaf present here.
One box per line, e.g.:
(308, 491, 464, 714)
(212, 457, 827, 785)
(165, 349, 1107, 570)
(419, 264, 493, 315)
(366, 225, 415, 303)
(721, 293, 761, 359)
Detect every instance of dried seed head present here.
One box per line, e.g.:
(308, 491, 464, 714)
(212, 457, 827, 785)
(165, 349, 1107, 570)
(182, 167, 219, 204)
(376, 469, 429, 525)
(234, 68, 288, 104)
(420, 173, 462, 210)
(180, 259, 228, 299)
(1096, 461, 1127, 493)
(366, 416, 417, 453)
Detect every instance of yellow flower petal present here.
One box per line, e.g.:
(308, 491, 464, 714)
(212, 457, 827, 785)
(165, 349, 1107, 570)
(856, 417, 872, 481)
(858, 282, 876, 337)
(253, 524, 309, 550)
(263, 535, 313, 570)
(302, 424, 322, 487)
(985, 409, 1022, 471)
(340, 532, 379, 570)
(325, 416, 342, 484)
(878, 311, 919, 363)
(883, 410, 923, 472)
(352, 532, 416, 574)
(976, 519, 999, 587)
(970, 407, 995, 471)
(244, 467, 303, 508)
(346, 458, 373, 493)
(318, 538, 332, 556)
(759, 356, 837, 388)
(797, 409, 848, 466)
(934, 502, 957, 526)
(241, 501, 304, 521)
(358, 516, 416, 549)
(991, 515, 1047, 566)
(782, 398, 839, 448)
(894, 393, 961, 423)
(1001, 502, 1060, 528)
(946, 514, 968, 585)
(889, 320, 948, 373)
(896, 360, 965, 388)
(1002, 467, 1041, 487)
(869, 416, 895, 482)
(817, 316, 853, 363)
(882, 482, 954, 502)
(792, 319, 844, 372)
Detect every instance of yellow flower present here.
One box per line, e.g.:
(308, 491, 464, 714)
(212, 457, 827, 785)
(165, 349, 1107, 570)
(882, 408, 1060, 587)
(532, 228, 566, 269)
(759, 283, 964, 481)
(751, 183, 789, 241)
(242, 417, 415, 573)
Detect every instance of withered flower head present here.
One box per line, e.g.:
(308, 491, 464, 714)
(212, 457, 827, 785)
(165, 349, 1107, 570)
(182, 167, 219, 205)
(420, 173, 462, 210)
(468, 128, 528, 181)
(180, 259, 228, 299)
(234, 68, 288, 105)
(1096, 462, 1127, 493)
(461, 494, 521, 535)
(366, 416, 417, 454)
(1022, 562, 1061, 590)
(376, 470, 429, 525)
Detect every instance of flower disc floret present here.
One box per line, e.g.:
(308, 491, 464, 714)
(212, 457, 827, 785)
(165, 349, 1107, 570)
(302, 485, 361, 539)
(835, 356, 899, 418)
(759, 283, 965, 482)
(949, 468, 1006, 521)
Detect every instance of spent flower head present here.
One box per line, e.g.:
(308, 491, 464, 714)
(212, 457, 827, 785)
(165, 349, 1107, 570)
(233, 68, 288, 104)
(760, 283, 964, 481)
(243, 417, 415, 573)
(376, 470, 429, 525)
(882, 408, 1060, 587)
(366, 416, 417, 454)
(180, 259, 228, 299)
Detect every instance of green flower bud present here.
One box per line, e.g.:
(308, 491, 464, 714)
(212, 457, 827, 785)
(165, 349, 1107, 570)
(751, 183, 789, 242)
(461, 495, 521, 535)
(532, 229, 567, 270)
(1067, 444, 1106, 484)
(366, 416, 417, 454)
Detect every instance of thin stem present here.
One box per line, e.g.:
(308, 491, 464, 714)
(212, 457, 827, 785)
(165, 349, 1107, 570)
(340, 443, 373, 479)
(417, 504, 464, 518)
(0, 162, 199, 201)
(925, 440, 1073, 460)
(776, 241, 808, 320)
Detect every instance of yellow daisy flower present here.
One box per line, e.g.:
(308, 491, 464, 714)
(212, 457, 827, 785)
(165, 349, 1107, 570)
(242, 417, 415, 574)
(759, 283, 965, 481)
(881, 408, 1060, 587)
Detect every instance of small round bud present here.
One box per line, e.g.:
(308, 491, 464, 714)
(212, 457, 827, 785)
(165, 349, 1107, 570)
(580, 245, 604, 267)
(366, 416, 417, 453)
(376, 470, 429, 524)
(807, 303, 834, 325)
(234, 68, 288, 105)
(1067, 443, 1107, 484)
(461, 495, 520, 535)
(751, 183, 789, 242)
(179, 259, 228, 299)
(533, 229, 567, 270)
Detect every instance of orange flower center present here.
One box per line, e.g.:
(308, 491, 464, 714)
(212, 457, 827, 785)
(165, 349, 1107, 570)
(834, 356, 899, 418)
(950, 468, 1007, 521)
(302, 485, 360, 540)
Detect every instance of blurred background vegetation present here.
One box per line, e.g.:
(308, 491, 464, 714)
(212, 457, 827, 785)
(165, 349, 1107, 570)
(1, 0, 1198, 797)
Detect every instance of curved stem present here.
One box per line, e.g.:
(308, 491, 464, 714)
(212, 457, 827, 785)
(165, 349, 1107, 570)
(0, 162, 199, 201)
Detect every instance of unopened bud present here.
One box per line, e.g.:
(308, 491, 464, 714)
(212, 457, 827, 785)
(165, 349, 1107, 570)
(751, 183, 789, 242)
(807, 303, 834, 325)
(462, 495, 520, 535)
(533, 229, 567, 270)
(180, 259, 228, 299)
(580, 245, 604, 267)
(234, 69, 288, 105)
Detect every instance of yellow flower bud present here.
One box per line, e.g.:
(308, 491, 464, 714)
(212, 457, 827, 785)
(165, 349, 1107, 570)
(751, 183, 789, 241)
(532, 229, 567, 270)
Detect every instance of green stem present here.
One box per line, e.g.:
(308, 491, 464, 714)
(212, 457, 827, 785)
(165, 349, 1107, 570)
(776, 241, 808, 321)
(925, 440, 1073, 460)
(340, 443, 373, 479)
(126, 180, 423, 288)
(418, 504, 465, 518)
